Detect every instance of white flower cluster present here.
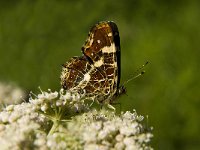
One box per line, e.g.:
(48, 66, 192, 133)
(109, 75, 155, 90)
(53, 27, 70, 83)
(46, 128, 82, 150)
(66, 109, 153, 150)
(0, 102, 49, 150)
(0, 82, 26, 105)
(29, 88, 89, 121)
(0, 89, 153, 150)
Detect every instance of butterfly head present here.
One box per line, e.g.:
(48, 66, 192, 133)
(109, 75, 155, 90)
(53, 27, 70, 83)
(116, 85, 127, 96)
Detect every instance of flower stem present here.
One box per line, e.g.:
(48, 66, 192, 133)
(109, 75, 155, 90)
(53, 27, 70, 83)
(48, 120, 59, 136)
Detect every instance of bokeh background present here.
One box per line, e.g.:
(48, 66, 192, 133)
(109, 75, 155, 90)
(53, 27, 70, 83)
(0, 0, 199, 149)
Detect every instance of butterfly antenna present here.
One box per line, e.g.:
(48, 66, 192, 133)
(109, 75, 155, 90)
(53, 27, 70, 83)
(122, 61, 149, 86)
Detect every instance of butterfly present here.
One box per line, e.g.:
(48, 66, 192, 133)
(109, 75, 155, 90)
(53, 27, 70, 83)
(60, 21, 126, 105)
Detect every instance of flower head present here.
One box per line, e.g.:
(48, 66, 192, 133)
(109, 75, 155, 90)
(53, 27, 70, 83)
(29, 88, 89, 122)
(0, 89, 153, 149)
(0, 82, 26, 105)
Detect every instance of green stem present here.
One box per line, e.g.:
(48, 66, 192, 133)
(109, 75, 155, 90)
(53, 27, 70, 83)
(48, 120, 59, 136)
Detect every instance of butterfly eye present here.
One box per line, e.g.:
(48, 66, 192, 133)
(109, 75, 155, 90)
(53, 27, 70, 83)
(119, 86, 126, 95)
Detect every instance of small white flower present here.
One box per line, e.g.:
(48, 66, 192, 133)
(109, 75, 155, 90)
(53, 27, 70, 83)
(47, 139, 55, 147)
(115, 142, 125, 150)
(104, 121, 116, 132)
(72, 93, 76, 101)
(99, 144, 110, 150)
(84, 144, 99, 150)
(126, 144, 140, 150)
(37, 93, 46, 99)
(115, 134, 124, 142)
(0, 124, 5, 131)
(8, 112, 20, 123)
(0, 111, 9, 123)
(137, 115, 144, 121)
(120, 126, 133, 136)
(123, 137, 135, 146)
(56, 99, 63, 106)
(41, 104, 48, 112)
(138, 133, 153, 143)
(83, 125, 98, 142)
(98, 130, 108, 140)
(63, 91, 71, 100)
(6, 105, 14, 111)
(123, 111, 136, 120)
(75, 93, 81, 100)
(30, 98, 44, 105)
(94, 121, 102, 130)
(48, 91, 58, 99)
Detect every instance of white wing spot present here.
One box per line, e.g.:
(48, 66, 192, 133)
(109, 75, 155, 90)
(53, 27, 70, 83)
(97, 40, 101, 43)
(114, 62, 117, 67)
(108, 33, 112, 37)
(94, 57, 104, 67)
(84, 73, 91, 82)
(102, 43, 115, 53)
(89, 38, 93, 45)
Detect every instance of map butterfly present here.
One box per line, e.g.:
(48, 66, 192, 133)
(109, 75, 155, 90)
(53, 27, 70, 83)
(60, 21, 126, 104)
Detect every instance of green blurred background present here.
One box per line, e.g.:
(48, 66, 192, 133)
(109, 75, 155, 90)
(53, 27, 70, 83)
(0, 0, 199, 149)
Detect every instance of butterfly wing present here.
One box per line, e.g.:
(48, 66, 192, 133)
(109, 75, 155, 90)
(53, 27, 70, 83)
(61, 21, 121, 103)
(82, 21, 121, 100)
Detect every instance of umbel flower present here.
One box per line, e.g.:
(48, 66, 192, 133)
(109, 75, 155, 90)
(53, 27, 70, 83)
(0, 82, 26, 105)
(0, 89, 153, 150)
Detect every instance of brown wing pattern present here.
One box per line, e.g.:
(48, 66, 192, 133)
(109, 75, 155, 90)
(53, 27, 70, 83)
(61, 21, 121, 103)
